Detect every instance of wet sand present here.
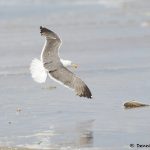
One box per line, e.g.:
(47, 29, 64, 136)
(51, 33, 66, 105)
(0, 0, 150, 149)
(0, 147, 35, 150)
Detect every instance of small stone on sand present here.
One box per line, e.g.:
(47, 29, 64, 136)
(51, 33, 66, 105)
(42, 86, 56, 90)
(16, 108, 22, 112)
(124, 100, 149, 108)
(8, 121, 12, 124)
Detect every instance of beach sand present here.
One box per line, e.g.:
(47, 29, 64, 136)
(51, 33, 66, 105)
(0, 147, 35, 150)
(0, 0, 150, 149)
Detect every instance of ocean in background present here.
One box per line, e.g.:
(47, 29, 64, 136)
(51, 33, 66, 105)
(0, 0, 150, 149)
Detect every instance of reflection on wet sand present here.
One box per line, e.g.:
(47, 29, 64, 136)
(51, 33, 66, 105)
(76, 120, 94, 147)
(15, 120, 94, 149)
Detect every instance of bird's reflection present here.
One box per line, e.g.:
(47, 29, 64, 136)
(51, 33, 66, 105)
(30, 120, 94, 149)
(76, 119, 94, 147)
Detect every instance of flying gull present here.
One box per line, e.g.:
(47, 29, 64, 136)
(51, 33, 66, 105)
(30, 26, 92, 99)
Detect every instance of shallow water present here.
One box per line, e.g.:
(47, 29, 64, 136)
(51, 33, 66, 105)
(0, 0, 150, 149)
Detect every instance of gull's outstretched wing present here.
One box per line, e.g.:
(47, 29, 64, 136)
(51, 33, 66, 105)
(49, 66, 92, 99)
(40, 26, 62, 72)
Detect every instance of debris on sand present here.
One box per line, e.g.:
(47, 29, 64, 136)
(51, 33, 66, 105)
(42, 86, 56, 90)
(124, 101, 149, 108)
(16, 108, 22, 112)
(8, 121, 12, 125)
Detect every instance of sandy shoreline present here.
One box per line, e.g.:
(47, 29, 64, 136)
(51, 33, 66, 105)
(0, 0, 150, 149)
(0, 147, 35, 150)
(0, 147, 57, 150)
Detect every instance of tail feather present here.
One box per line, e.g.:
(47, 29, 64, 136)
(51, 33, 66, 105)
(30, 58, 47, 83)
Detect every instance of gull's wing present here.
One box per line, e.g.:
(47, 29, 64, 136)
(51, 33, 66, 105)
(49, 66, 92, 99)
(40, 26, 62, 72)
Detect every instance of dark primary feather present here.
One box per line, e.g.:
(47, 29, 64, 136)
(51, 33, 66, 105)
(40, 26, 61, 40)
(40, 26, 53, 35)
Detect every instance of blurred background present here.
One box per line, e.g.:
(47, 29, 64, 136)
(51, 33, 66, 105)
(0, 0, 150, 149)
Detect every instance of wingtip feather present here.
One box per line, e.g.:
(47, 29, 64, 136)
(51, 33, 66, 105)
(76, 83, 92, 99)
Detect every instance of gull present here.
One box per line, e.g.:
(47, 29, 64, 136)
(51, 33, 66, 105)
(30, 26, 92, 98)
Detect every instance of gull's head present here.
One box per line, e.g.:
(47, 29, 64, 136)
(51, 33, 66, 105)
(40, 26, 58, 40)
(60, 59, 78, 69)
(71, 63, 78, 69)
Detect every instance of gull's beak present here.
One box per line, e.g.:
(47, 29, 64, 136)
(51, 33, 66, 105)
(71, 63, 78, 69)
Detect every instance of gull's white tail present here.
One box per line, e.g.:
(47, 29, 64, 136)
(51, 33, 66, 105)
(30, 58, 47, 83)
